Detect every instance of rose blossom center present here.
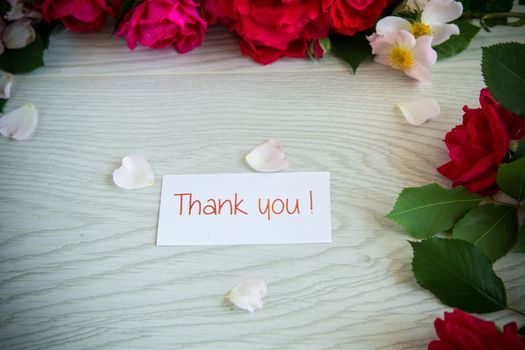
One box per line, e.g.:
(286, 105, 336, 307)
(410, 22, 433, 38)
(389, 47, 415, 71)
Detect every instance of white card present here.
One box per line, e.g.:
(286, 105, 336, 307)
(156, 172, 331, 246)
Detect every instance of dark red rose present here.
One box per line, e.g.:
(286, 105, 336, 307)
(437, 88, 525, 195)
(117, 0, 206, 53)
(327, 0, 388, 36)
(204, 0, 331, 64)
(40, 0, 116, 32)
(428, 309, 525, 350)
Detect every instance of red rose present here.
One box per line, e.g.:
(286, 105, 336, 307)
(204, 0, 331, 64)
(437, 88, 525, 195)
(428, 309, 525, 350)
(117, 0, 206, 53)
(327, 0, 388, 36)
(40, 0, 116, 32)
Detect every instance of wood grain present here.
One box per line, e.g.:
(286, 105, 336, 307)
(1, 15, 525, 350)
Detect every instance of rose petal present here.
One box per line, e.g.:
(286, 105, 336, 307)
(422, 0, 463, 24)
(0, 72, 13, 99)
(430, 23, 460, 46)
(397, 98, 440, 125)
(112, 154, 155, 190)
(376, 16, 411, 35)
(405, 61, 433, 83)
(0, 102, 38, 140)
(225, 279, 268, 313)
(245, 139, 289, 172)
(413, 35, 437, 67)
(3, 18, 36, 49)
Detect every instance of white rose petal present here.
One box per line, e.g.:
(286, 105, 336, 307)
(397, 98, 440, 125)
(0, 73, 14, 99)
(225, 279, 268, 312)
(3, 19, 36, 49)
(112, 154, 155, 190)
(245, 139, 289, 172)
(0, 102, 38, 140)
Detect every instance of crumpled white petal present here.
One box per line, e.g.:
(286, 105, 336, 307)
(0, 102, 38, 140)
(245, 139, 289, 172)
(3, 19, 36, 49)
(422, 0, 463, 24)
(0, 73, 13, 99)
(376, 16, 411, 35)
(225, 279, 268, 312)
(6, 0, 42, 21)
(397, 98, 440, 125)
(112, 154, 155, 189)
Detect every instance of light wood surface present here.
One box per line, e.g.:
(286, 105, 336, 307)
(1, 15, 524, 349)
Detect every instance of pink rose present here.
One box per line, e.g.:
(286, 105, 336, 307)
(40, 0, 116, 32)
(117, 0, 207, 53)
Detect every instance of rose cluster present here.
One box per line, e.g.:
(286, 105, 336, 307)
(32, 0, 392, 63)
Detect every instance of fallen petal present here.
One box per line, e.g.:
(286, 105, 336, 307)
(245, 139, 289, 172)
(113, 154, 155, 189)
(0, 102, 38, 140)
(397, 98, 440, 125)
(3, 18, 36, 49)
(225, 279, 267, 312)
(0, 73, 13, 99)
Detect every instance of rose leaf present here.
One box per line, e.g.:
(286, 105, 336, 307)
(452, 204, 518, 263)
(386, 184, 481, 238)
(435, 21, 480, 60)
(411, 237, 507, 313)
(330, 33, 372, 74)
(482, 43, 525, 116)
(496, 156, 525, 201)
(0, 33, 44, 74)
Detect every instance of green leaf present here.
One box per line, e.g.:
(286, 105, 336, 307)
(0, 33, 44, 74)
(452, 205, 518, 262)
(519, 325, 525, 336)
(411, 238, 507, 313)
(0, 99, 6, 113)
(330, 33, 372, 74)
(482, 43, 525, 116)
(435, 21, 480, 60)
(497, 156, 525, 201)
(514, 224, 525, 253)
(512, 140, 525, 161)
(387, 184, 481, 238)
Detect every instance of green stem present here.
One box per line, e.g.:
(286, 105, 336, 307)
(461, 11, 525, 28)
(507, 306, 525, 318)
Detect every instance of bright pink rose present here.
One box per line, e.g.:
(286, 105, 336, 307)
(117, 0, 207, 53)
(438, 89, 525, 195)
(40, 0, 116, 32)
(428, 309, 525, 350)
(204, 0, 331, 64)
(327, 0, 388, 36)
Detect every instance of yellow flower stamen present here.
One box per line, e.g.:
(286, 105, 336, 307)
(410, 22, 433, 38)
(389, 47, 415, 71)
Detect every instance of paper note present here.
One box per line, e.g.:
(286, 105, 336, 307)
(156, 172, 331, 246)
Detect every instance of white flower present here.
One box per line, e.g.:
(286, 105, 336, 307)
(0, 102, 38, 140)
(6, 0, 42, 21)
(397, 98, 440, 125)
(377, 0, 463, 46)
(245, 139, 289, 172)
(3, 19, 36, 49)
(368, 31, 437, 83)
(225, 279, 268, 312)
(112, 154, 155, 190)
(0, 73, 13, 99)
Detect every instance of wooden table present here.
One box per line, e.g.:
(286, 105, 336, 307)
(1, 19, 524, 349)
